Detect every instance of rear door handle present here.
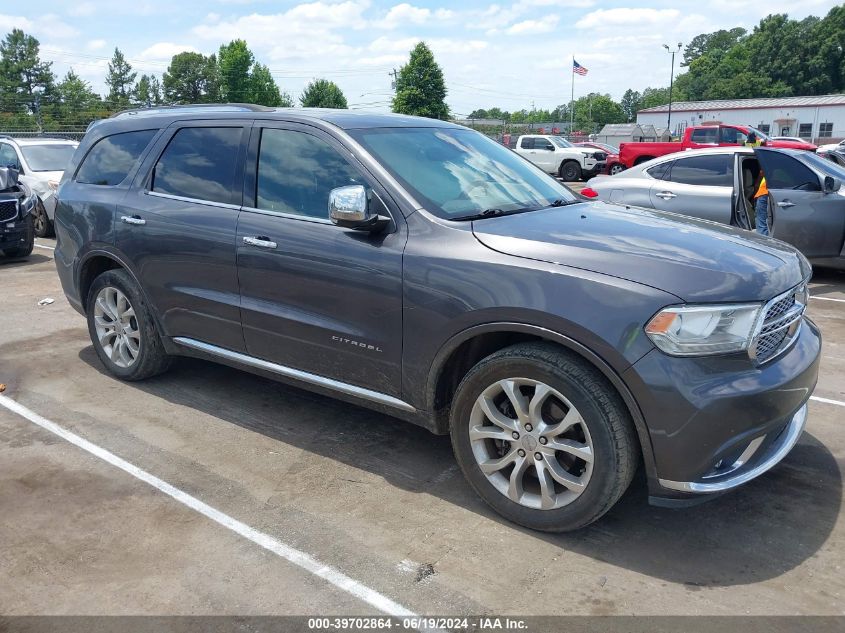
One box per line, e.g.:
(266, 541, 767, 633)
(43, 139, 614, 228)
(121, 215, 146, 226)
(655, 191, 677, 200)
(243, 236, 277, 249)
(777, 200, 796, 208)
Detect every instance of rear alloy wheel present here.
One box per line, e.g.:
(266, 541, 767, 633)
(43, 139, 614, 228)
(450, 342, 638, 531)
(559, 161, 582, 182)
(609, 164, 625, 176)
(32, 198, 53, 238)
(87, 269, 171, 381)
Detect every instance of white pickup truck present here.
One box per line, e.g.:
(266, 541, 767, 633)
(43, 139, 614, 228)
(513, 134, 607, 181)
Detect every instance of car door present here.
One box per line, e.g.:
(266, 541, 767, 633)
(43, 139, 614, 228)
(648, 153, 734, 224)
(236, 123, 405, 397)
(755, 148, 845, 259)
(116, 121, 250, 352)
(533, 137, 558, 172)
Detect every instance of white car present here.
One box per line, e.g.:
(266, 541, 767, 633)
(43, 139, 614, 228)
(0, 136, 78, 237)
(817, 139, 845, 153)
(513, 134, 607, 181)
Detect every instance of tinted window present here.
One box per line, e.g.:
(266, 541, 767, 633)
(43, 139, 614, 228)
(761, 151, 821, 191)
(535, 138, 554, 151)
(0, 144, 19, 169)
(719, 127, 747, 145)
(520, 137, 533, 149)
(348, 127, 578, 219)
(153, 127, 242, 204)
(691, 128, 718, 144)
(77, 130, 156, 186)
(646, 160, 672, 180)
(668, 155, 733, 187)
(256, 129, 364, 219)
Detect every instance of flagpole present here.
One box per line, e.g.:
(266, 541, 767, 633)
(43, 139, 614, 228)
(570, 56, 575, 138)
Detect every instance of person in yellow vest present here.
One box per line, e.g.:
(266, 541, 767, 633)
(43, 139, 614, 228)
(754, 174, 769, 235)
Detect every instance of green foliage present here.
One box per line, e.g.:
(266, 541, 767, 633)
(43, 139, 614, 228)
(51, 70, 104, 125)
(218, 39, 253, 102)
(620, 89, 641, 122)
(163, 52, 220, 104)
(105, 48, 137, 109)
(299, 78, 348, 108)
(251, 63, 291, 107)
(392, 42, 449, 120)
(133, 74, 163, 107)
(682, 28, 746, 66)
(0, 29, 55, 115)
(571, 93, 625, 132)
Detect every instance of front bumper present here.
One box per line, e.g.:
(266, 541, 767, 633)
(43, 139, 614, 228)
(584, 162, 606, 177)
(0, 218, 32, 251)
(624, 316, 821, 504)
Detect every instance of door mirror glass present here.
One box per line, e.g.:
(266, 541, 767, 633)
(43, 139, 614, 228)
(824, 175, 841, 193)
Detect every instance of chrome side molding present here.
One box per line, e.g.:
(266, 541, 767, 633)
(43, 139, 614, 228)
(172, 337, 416, 413)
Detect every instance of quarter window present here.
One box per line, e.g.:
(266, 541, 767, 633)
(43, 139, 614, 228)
(667, 155, 733, 187)
(256, 128, 365, 219)
(690, 128, 718, 144)
(646, 161, 673, 180)
(76, 130, 156, 186)
(152, 127, 242, 204)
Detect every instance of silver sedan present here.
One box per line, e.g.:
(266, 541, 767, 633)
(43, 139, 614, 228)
(587, 146, 845, 269)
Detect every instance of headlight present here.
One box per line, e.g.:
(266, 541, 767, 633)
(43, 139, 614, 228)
(645, 303, 763, 356)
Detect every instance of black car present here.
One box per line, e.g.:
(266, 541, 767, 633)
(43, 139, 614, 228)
(0, 167, 35, 258)
(54, 105, 821, 531)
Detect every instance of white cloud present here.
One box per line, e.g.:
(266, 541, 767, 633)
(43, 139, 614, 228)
(576, 8, 680, 29)
(0, 13, 78, 39)
(139, 42, 200, 60)
(378, 3, 431, 28)
(86, 39, 107, 51)
(68, 2, 97, 17)
(506, 16, 559, 35)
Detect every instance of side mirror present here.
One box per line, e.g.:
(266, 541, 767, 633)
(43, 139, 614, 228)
(824, 176, 841, 193)
(328, 185, 389, 232)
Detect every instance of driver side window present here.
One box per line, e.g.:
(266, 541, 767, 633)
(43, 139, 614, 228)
(0, 144, 20, 170)
(761, 152, 821, 192)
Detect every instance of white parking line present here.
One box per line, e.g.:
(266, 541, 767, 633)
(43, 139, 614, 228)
(811, 296, 845, 304)
(34, 243, 55, 251)
(811, 395, 845, 408)
(0, 394, 428, 625)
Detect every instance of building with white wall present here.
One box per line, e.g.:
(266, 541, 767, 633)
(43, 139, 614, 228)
(637, 94, 845, 142)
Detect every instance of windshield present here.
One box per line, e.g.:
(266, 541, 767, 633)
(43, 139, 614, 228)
(747, 126, 771, 142)
(551, 137, 573, 148)
(801, 151, 845, 180)
(349, 127, 578, 219)
(20, 144, 77, 172)
(596, 143, 619, 153)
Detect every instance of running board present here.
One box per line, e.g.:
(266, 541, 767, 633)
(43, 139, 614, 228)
(172, 337, 417, 413)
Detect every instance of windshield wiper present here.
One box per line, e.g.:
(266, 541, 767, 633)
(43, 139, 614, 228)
(548, 199, 581, 207)
(451, 208, 508, 221)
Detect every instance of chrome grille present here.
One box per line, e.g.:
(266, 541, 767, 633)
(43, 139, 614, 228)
(0, 200, 17, 223)
(752, 284, 807, 363)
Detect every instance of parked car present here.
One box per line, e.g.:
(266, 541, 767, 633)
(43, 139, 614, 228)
(819, 147, 845, 168)
(0, 166, 36, 258)
(771, 136, 808, 144)
(816, 139, 845, 153)
(586, 146, 845, 269)
(55, 106, 820, 531)
(618, 125, 817, 170)
(513, 134, 606, 181)
(575, 141, 624, 175)
(0, 136, 78, 238)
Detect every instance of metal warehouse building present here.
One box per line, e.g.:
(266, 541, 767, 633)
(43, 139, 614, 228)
(636, 94, 845, 143)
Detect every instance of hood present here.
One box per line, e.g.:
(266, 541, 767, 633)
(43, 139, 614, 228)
(768, 139, 816, 151)
(472, 202, 808, 303)
(19, 171, 63, 200)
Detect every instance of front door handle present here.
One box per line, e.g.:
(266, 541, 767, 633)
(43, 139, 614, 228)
(655, 191, 677, 200)
(243, 236, 277, 249)
(777, 200, 796, 208)
(121, 215, 146, 226)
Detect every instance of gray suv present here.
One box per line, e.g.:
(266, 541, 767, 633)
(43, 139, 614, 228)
(55, 105, 821, 531)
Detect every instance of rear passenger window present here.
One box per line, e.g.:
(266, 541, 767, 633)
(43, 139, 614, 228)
(76, 130, 156, 186)
(667, 155, 733, 187)
(152, 127, 242, 204)
(520, 137, 533, 149)
(646, 161, 672, 180)
(255, 128, 364, 219)
(691, 128, 718, 144)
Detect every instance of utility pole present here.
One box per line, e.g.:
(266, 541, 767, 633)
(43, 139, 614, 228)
(390, 69, 398, 91)
(663, 43, 682, 134)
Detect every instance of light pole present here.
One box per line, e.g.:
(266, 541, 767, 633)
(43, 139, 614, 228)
(663, 43, 682, 135)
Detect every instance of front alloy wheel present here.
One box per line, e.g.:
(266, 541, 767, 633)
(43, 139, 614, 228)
(470, 378, 594, 510)
(94, 286, 140, 368)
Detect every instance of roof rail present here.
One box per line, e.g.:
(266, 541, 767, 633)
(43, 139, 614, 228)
(111, 103, 275, 118)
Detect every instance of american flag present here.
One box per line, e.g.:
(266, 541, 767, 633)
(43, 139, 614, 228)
(573, 60, 588, 76)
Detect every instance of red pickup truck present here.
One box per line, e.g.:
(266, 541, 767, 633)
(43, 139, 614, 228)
(613, 124, 817, 171)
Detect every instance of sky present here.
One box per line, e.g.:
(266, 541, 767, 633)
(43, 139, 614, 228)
(3, 0, 843, 116)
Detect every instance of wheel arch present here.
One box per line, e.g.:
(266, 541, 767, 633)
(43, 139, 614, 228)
(426, 322, 657, 479)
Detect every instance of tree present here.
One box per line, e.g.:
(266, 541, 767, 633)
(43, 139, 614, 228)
(105, 48, 137, 109)
(0, 29, 55, 115)
(133, 74, 163, 107)
(299, 78, 348, 108)
(52, 69, 103, 125)
(250, 63, 291, 106)
(218, 39, 253, 102)
(620, 89, 641, 122)
(682, 27, 746, 66)
(163, 52, 220, 104)
(392, 42, 448, 120)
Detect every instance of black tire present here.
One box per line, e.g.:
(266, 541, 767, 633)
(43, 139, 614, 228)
(3, 215, 34, 258)
(33, 198, 54, 238)
(559, 160, 582, 182)
(609, 163, 625, 176)
(86, 269, 171, 381)
(450, 342, 639, 532)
